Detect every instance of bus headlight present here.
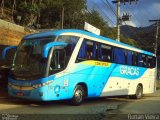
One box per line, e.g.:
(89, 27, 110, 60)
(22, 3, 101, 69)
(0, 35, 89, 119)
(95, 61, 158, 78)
(33, 80, 53, 89)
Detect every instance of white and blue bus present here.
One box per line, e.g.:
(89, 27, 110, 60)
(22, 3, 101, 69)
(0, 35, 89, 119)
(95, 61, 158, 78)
(3, 29, 157, 105)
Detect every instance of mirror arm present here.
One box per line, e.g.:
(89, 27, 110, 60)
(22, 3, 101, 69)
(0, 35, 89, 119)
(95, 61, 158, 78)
(2, 46, 17, 60)
(43, 42, 67, 58)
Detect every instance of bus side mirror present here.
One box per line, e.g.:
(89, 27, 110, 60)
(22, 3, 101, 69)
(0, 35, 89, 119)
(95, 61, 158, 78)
(43, 42, 67, 58)
(2, 46, 17, 60)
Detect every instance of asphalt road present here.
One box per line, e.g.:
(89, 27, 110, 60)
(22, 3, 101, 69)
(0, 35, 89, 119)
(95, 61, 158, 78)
(0, 86, 160, 120)
(103, 89, 160, 120)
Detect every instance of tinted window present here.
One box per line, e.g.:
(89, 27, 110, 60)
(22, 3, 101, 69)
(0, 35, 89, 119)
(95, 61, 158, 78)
(147, 56, 156, 68)
(132, 52, 138, 66)
(99, 44, 112, 62)
(114, 48, 125, 64)
(50, 49, 66, 74)
(127, 51, 132, 65)
(142, 54, 147, 67)
(57, 35, 79, 64)
(77, 39, 98, 62)
(138, 54, 143, 67)
(86, 41, 94, 60)
(76, 38, 156, 68)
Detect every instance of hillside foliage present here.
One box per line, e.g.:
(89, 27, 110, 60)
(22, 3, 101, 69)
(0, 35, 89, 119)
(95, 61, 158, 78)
(0, 0, 142, 48)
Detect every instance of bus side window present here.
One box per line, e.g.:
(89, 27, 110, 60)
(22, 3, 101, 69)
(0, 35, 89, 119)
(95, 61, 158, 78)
(138, 54, 143, 67)
(147, 56, 152, 68)
(127, 51, 132, 65)
(76, 39, 96, 62)
(49, 49, 66, 74)
(86, 41, 94, 60)
(114, 48, 125, 64)
(152, 57, 156, 68)
(142, 54, 147, 67)
(148, 56, 156, 68)
(132, 52, 138, 66)
(77, 41, 87, 62)
(92, 42, 99, 60)
(99, 44, 112, 62)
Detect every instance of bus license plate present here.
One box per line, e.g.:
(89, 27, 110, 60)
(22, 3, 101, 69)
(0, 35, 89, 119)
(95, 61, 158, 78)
(17, 92, 24, 96)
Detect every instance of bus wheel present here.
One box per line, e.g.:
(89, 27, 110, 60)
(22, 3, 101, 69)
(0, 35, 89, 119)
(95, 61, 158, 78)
(133, 84, 143, 99)
(71, 85, 84, 106)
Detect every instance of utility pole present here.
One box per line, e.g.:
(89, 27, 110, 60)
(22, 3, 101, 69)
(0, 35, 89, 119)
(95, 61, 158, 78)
(117, 0, 120, 42)
(112, 0, 120, 42)
(112, 0, 139, 42)
(149, 20, 160, 55)
(12, 0, 16, 22)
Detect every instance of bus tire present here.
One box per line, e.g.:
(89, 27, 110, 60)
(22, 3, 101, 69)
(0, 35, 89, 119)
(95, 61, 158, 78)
(71, 85, 84, 106)
(133, 84, 143, 99)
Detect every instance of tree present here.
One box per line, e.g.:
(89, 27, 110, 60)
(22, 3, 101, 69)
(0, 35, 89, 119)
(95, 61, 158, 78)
(15, 0, 45, 26)
(39, 0, 87, 29)
(0, 0, 4, 17)
(63, 0, 86, 29)
(121, 36, 139, 47)
(39, 0, 64, 28)
(12, 0, 16, 22)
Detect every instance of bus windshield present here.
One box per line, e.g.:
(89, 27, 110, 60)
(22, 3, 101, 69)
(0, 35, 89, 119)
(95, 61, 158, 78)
(10, 35, 79, 80)
(10, 37, 54, 80)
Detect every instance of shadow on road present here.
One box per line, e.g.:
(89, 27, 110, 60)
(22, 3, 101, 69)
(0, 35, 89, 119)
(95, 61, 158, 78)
(1, 87, 159, 120)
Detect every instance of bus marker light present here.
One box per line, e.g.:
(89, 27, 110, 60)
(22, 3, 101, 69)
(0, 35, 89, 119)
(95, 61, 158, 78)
(64, 80, 68, 86)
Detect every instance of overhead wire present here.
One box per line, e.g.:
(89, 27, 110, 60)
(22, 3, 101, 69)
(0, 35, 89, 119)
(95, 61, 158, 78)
(90, 0, 157, 52)
(109, 1, 153, 51)
(112, 0, 158, 52)
(86, 1, 115, 26)
(94, 0, 116, 26)
(96, 6, 115, 26)
(102, 0, 117, 16)
(127, 2, 157, 49)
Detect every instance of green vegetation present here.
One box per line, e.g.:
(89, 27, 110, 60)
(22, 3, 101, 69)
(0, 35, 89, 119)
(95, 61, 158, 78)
(1, 0, 140, 48)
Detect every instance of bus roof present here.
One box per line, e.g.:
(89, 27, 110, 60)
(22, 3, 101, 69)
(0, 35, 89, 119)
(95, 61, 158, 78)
(23, 29, 155, 56)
